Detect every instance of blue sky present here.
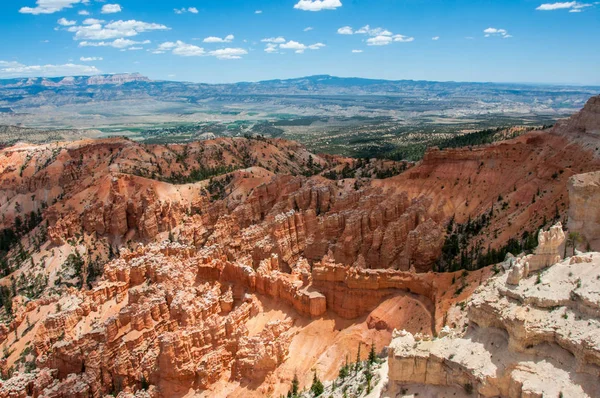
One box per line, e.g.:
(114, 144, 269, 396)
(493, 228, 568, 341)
(0, 0, 599, 84)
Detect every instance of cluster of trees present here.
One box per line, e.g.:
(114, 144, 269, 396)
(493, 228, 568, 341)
(436, 127, 514, 150)
(322, 158, 408, 181)
(206, 174, 234, 202)
(301, 155, 324, 177)
(0, 209, 44, 255)
(163, 165, 237, 185)
(374, 127, 529, 163)
(437, 211, 539, 272)
(64, 250, 85, 288)
(322, 163, 357, 180)
(285, 342, 379, 397)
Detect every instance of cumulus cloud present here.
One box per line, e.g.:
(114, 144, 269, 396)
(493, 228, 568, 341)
(277, 40, 325, 53)
(261, 37, 286, 43)
(255, 10, 262, 14)
(19, 0, 87, 15)
(80, 56, 103, 61)
(483, 27, 512, 38)
(101, 4, 121, 14)
(0, 60, 100, 78)
(264, 43, 278, 53)
(536, 1, 593, 11)
(432, 36, 440, 40)
(339, 25, 414, 46)
(203, 35, 234, 43)
(337, 26, 353, 35)
(78, 10, 90, 16)
(154, 41, 247, 59)
(79, 38, 151, 48)
(294, 0, 342, 11)
(351, 49, 363, 53)
(57, 18, 76, 26)
(366, 35, 392, 46)
(174, 7, 199, 14)
(209, 48, 248, 59)
(82, 18, 104, 25)
(67, 19, 169, 40)
(304, 27, 314, 31)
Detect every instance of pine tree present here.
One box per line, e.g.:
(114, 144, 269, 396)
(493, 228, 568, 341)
(291, 372, 299, 396)
(310, 371, 324, 397)
(368, 341, 377, 365)
(355, 343, 361, 373)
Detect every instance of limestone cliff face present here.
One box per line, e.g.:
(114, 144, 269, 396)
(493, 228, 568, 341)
(568, 171, 600, 250)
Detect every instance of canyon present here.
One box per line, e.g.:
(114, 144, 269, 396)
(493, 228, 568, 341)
(0, 95, 598, 397)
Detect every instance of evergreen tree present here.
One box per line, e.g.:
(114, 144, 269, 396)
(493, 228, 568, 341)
(368, 341, 377, 365)
(310, 371, 324, 397)
(291, 372, 299, 396)
(355, 343, 361, 373)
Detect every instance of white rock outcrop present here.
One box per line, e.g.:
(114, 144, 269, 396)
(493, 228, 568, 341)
(386, 251, 600, 398)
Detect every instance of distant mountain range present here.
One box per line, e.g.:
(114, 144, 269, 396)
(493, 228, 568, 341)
(0, 73, 598, 110)
(0, 73, 151, 88)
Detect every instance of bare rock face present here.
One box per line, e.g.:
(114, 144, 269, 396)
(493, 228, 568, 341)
(568, 171, 600, 251)
(387, 250, 600, 398)
(507, 222, 565, 285)
(555, 95, 600, 135)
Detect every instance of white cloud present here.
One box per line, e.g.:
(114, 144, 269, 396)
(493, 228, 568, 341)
(19, 0, 86, 15)
(68, 20, 169, 40)
(294, 0, 342, 11)
(203, 34, 234, 43)
(80, 56, 103, 61)
(57, 17, 76, 26)
(83, 18, 104, 25)
(79, 38, 150, 48)
(0, 60, 100, 78)
(337, 26, 353, 35)
(78, 10, 90, 16)
(536, 1, 593, 10)
(351, 49, 363, 53)
(393, 34, 414, 43)
(101, 4, 121, 14)
(264, 43, 278, 53)
(255, 10, 262, 14)
(209, 48, 248, 59)
(339, 24, 414, 46)
(175, 7, 199, 14)
(261, 36, 286, 43)
(304, 27, 314, 31)
(278, 40, 325, 53)
(355, 25, 392, 36)
(432, 36, 440, 40)
(483, 27, 512, 38)
(367, 35, 392, 46)
(155, 41, 247, 59)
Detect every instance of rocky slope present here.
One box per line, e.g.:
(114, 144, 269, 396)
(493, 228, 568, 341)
(386, 224, 600, 398)
(0, 96, 598, 396)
